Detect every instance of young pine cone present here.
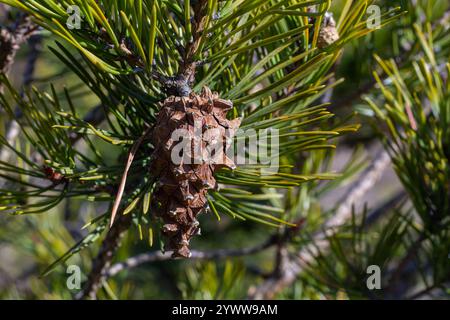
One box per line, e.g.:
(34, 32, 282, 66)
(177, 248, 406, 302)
(150, 87, 241, 258)
(317, 12, 340, 49)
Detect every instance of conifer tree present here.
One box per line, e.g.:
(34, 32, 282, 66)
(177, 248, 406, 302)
(0, 0, 448, 300)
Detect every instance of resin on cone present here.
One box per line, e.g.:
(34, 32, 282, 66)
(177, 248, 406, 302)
(151, 87, 241, 258)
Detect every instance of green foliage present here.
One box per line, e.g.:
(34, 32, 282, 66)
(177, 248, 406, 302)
(365, 24, 450, 230)
(179, 260, 246, 299)
(304, 207, 410, 299)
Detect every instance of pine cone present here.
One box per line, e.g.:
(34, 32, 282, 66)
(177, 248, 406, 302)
(151, 87, 241, 258)
(317, 13, 340, 49)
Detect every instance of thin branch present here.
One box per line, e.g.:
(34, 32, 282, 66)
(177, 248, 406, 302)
(106, 218, 306, 279)
(407, 282, 449, 300)
(107, 241, 274, 278)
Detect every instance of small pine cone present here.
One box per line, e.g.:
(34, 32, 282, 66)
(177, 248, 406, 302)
(151, 87, 241, 258)
(317, 12, 340, 49)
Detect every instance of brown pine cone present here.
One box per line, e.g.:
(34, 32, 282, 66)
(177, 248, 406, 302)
(317, 12, 340, 49)
(151, 87, 241, 258)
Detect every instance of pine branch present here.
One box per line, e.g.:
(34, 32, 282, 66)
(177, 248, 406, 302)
(76, 1, 213, 299)
(249, 149, 392, 299)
